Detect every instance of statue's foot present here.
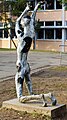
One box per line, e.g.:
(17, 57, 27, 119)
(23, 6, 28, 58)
(19, 96, 27, 103)
(42, 102, 47, 107)
(51, 93, 57, 106)
(43, 92, 57, 106)
(42, 94, 47, 107)
(52, 99, 57, 106)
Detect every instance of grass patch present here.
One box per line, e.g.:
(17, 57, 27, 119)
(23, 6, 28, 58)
(50, 66, 67, 71)
(30, 49, 60, 53)
(0, 48, 58, 52)
(0, 48, 16, 51)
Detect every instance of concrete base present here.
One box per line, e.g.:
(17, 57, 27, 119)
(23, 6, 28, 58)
(2, 98, 66, 118)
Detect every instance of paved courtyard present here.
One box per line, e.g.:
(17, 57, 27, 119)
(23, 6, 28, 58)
(0, 50, 67, 81)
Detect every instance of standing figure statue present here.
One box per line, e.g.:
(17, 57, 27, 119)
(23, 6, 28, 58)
(15, 1, 57, 106)
(15, 1, 43, 100)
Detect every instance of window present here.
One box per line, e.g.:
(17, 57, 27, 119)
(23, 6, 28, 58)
(46, 0, 54, 10)
(39, 21, 44, 26)
(4, 29, 8, 38)
(45, 21, 54, 26)
(45, 29, 54, 39)
(0, 29, 3, 38)
(66, 29, 67, 40)
(37, 29, 44, 39)
(56, 0, 62, 9)
(56, 21, 62, 26)
(0, 22, 3, 38)
(65, 21, 67, 26)
(11, 28, 15, 38)
(56, 28, 62, 39)
(0, 22, 3, 27)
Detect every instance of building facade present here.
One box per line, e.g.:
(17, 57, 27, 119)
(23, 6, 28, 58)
(35, 0, 67, 52)
(0, 0, 67, 52)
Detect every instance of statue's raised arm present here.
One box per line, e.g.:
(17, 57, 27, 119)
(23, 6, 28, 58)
(15, 4, 30, 38)
(31, 0, 45, 20)
(17, 4, 30, 22)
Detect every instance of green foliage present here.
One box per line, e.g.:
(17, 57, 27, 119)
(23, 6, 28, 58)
(0, 16, 2, 21)
(0, 0, 27, 31)
(59, 0, 67, 5)
(59, 0, 67, 10)
(0, 0, 27, 16)
(35, 19, 42, 32)
(59, 0, 67, 4)
(11, 0, 27, 16)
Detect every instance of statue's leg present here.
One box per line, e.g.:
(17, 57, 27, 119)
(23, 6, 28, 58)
(15, 73, 24, 99)
(16, 44, 22, 66)
(43, 93, 57, 106)
(19, 94, 47, 106)
(42, 94, 47, 107)
(19, 94, 43, 103)
(23, 62, 33, 95)
(50, 93, 57, 105)
(16, 41, 26, 71)
(25, 73, 33, 95)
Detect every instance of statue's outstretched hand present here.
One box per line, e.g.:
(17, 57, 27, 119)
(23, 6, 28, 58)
(39, 0, 46, 5)
(26, 3, 30, 11)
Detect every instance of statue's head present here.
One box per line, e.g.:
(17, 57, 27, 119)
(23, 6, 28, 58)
(21, 15, 31, 27)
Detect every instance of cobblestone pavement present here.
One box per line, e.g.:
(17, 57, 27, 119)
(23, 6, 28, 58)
(0, 50, 67, 81)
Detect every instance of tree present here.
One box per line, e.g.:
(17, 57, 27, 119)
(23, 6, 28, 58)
(58, 0, 67, 10)
(0, 0, 27, 48)
(59, 0, 67, 4)
(11, 0, 27, 16)
(0, 0, 67, 47)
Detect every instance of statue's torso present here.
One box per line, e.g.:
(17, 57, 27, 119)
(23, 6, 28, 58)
(24, 19, 35, 39)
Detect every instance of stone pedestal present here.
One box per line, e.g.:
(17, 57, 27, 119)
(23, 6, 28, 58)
(2, 98, 66, 118)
